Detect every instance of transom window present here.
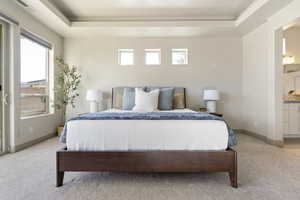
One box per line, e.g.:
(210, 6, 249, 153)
(118, 49, 134, 66)
(20, 31, 51, 117)
(172, 49, 188, 65)
(145, 49, 161, 65)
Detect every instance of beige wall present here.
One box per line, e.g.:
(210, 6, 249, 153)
(0, 0, 63, 149)
(64, 37, 243, 128)
(242, 23, 269, 137)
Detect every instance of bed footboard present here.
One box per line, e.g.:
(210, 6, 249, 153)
(56, 148, 237, 188)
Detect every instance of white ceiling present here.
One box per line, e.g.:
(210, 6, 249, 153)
(51, 0, 255, 21)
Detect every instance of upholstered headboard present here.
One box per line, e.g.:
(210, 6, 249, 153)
(111, 87, 187, 109)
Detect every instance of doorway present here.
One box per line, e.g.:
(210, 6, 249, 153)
(0, 20, 9, 155)
(281, 25, 300, 146)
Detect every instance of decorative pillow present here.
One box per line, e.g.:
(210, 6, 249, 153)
(133, 88, 159, 112)
(122, 87, 147, 110)
(122, 88, 135, 110)
(173, 92, 185, 109)
(147, 87, 174, 110)
(112, 87, 125, 109)
(114, 93, 123, 109)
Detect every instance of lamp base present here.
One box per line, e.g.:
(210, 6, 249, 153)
(206, 101, 217, 113)
(89, 101, 98, 113)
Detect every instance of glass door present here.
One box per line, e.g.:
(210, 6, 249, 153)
(0, 24, 3, 154)
(0, 20, 9, 155)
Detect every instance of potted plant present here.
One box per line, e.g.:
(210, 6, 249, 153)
(54, 57, 81, 136)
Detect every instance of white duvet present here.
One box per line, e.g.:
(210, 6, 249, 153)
(66, 109, 229, 151)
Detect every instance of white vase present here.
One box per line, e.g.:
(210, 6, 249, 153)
(89, 101, 98, 113)
(206, 101, 217, 113)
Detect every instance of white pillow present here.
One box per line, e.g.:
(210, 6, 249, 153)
(133, 88, 159, 112)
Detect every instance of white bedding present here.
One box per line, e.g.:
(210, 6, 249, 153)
(66, 109, 229, 151)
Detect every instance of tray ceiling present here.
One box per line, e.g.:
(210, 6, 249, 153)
(15, 0, 294, 37)
(51, 0, 255, 21)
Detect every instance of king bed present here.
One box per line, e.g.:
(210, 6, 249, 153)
(57, 87, 238, 188)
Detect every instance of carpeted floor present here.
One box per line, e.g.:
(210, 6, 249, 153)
(1, 133, 300, 200)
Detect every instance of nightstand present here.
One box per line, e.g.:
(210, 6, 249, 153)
(77, 112, 89, 116)
(209, 113, 223, 117)
(196, 109, 223, 118)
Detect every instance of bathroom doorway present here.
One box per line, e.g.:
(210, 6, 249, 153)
(282, 25, 300, 140)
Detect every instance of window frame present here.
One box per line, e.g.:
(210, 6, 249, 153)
(20, 33, 51, 118)
(144, 48, 161, 66)
(171, 48, 189, 65)
(118, 49, 134, 66)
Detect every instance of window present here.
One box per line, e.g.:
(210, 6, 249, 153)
(172, 49, 188, 65)
(145, 49, 161, 65)
(20, 31, 51, 117)
(118, 49, 134, 66)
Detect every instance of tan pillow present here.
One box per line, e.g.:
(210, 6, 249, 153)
(173, 92, 185, 109)
(112, 87, 124, 109)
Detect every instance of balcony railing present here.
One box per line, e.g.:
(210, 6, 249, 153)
(20, 93, 49, 117)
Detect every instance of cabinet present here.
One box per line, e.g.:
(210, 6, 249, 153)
(283, 103, 300, 137)
(283, 71, 300, 95)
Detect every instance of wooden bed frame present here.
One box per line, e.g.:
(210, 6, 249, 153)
(56, 87, 237, 188)
(56, 148, 237, 188)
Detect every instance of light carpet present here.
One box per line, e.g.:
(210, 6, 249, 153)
(1, 133, 300, 200)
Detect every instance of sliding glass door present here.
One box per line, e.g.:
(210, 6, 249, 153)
(0, 23, 2, 154)
(0, 20, 9, 155)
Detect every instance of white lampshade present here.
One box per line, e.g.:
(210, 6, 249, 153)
(86, 89, 103, 102)
(203, 90, 220, 101)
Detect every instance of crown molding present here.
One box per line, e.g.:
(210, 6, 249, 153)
(236, 0, 294, 35)
(69, 16, 236, 22)
(236, 0, 269, 26)
(39, 0, 70, 26)
(71, 20, 235, 28)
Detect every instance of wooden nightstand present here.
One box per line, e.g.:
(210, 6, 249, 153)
(209, 113, 223, 117)
(196, 109, 223, 118)
(199, 107, 207, 112)
(77, 112, 89, 116)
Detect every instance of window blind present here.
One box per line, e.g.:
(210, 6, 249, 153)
(21, 28, 52, 50)
(0, 12, 19, 25)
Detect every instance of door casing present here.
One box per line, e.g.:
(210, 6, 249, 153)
(0, 20, 10, 155)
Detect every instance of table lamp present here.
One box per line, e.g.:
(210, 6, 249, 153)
(203, 89, 220, 113)
(86, 89, 103, 113)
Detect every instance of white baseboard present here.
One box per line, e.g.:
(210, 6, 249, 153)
(13, 133, 57, 152)
(284, 134, 300, 139)
(238, 129, 284, 147)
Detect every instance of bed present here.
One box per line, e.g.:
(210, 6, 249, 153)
(56, 87, 238, 188)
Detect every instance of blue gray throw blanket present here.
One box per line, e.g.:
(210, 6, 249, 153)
(60, 112, 237, 147)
